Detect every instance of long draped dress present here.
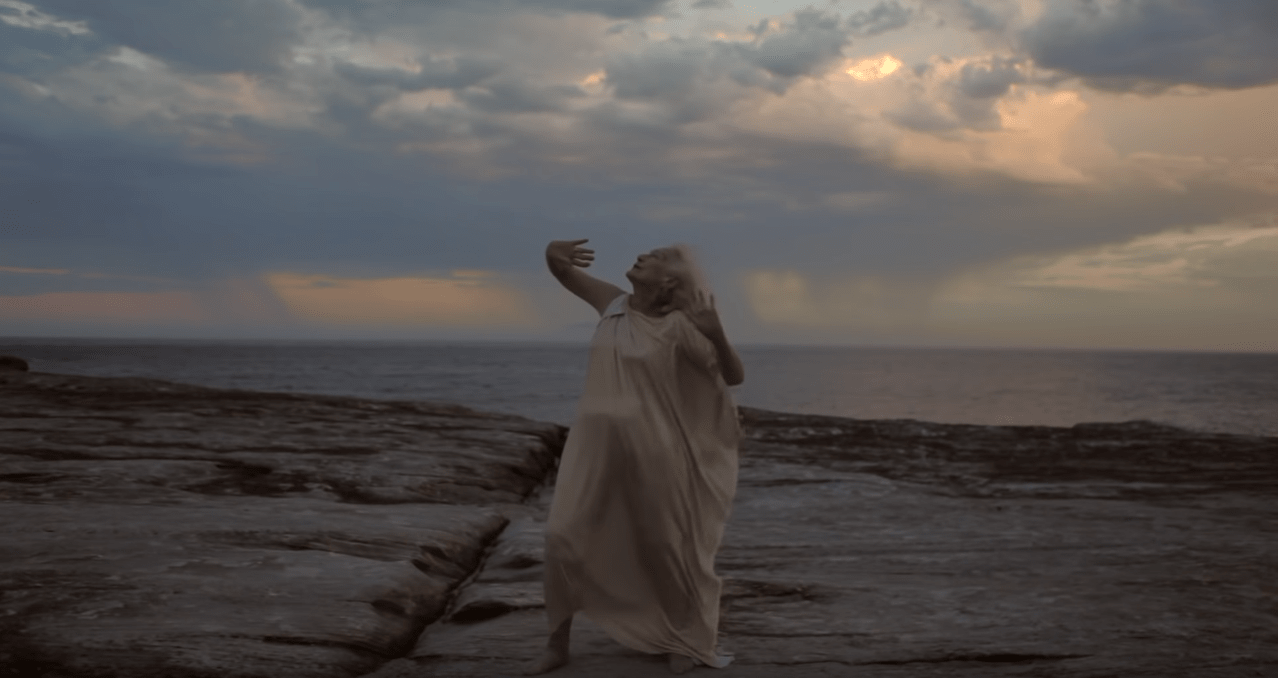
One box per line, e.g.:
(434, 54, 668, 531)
(543, 293, 741, 667)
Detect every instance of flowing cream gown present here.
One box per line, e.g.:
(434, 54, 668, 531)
(544, 293, 740, 667)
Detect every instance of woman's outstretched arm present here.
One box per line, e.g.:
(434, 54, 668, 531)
(546, 239, 626, 316)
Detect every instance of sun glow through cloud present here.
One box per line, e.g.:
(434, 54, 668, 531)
(738, 220, 1275, 351)
(0, 265, 70, 275)
(266, 272, 536, 327)
(846, 55, 902, 81)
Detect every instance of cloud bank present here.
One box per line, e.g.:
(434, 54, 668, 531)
(0, 0, 1273, 349)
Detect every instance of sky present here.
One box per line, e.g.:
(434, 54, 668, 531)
(0, 0, 1274, 351)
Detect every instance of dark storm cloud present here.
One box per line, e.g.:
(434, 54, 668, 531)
(0, 88, 240, 256)
(941, 0, 1012, 32)
(885, 55, 1048, 133)
(946, 56, 1031, 129)
(333, 56, 501, 91)
(752, 8, 848, 77)
(605, 7, 852, 119)
(0, 16, 106, 78)
(846, 0, 913, 36)
(0, 269, 163, 296)
(0, 120, 409, 279)
(460, 79, 587, 114)
(956, 55, 1024, 98)
(884, 99, 961, 133)
(0, 78, 597, 282)
(33, 0, 303, 73)
(298, 0, 671, 22)
(1022, 0, 1277, 91)
(607, 40, 732, 100)
(551, 0, 671, 14)
(0, 129, 236, 278)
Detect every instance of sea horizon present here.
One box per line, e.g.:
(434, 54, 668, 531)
(2, 334, 1274, 356)
(3, 336, 1274, 438)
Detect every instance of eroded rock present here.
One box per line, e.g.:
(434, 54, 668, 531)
(0, 371, 566, 678)
(737, 407, 1277, 498)
(0, 371, 564, 505)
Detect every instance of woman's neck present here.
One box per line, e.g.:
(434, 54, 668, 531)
(628, 285, 670, 318)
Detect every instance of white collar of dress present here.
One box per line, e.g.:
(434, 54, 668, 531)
(602, 294, 628, 318)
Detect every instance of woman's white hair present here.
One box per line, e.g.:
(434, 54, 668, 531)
(669, 242, 713, 298)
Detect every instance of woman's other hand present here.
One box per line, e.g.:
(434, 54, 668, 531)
(682, 289, 724, 338)
(681, 288, 744, 385)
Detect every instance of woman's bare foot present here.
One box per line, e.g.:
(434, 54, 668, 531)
(668, 653, 696, 674)
(525, 617, 572, 675)
(525, 646, 569, 675)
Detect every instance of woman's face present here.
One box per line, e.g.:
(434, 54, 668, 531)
(626, 247, 683, 288)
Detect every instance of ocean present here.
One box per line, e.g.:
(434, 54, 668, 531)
(1, 338, 1274, 437)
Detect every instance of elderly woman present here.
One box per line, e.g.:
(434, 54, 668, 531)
(528, 239, 744, 675)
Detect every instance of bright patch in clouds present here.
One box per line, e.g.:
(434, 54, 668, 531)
(994, 222, 1277, 293)
(743, 221, 1276, 351)
(266, 272, 536, 328)
(725, 51, 1108, 185)
(0, 291, 206, 323)
(0, 269, 540, 335)
(846, 54, 901, 81)
(933, 221, 1277, 351)
(743, 270, 814, 325)
(0, 265, 69, 275)
(743, 269, 931, 333)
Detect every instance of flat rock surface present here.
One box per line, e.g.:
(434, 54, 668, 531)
(398, 409, 1276, 678)
(2, 372, 1275, 678)
(0, 370, 563, 678)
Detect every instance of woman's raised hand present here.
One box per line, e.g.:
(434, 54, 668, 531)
(546, 239, 595, 273)
(682, 288, 724, 338)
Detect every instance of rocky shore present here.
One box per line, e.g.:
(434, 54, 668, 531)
(1, 367, 1274, 678)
